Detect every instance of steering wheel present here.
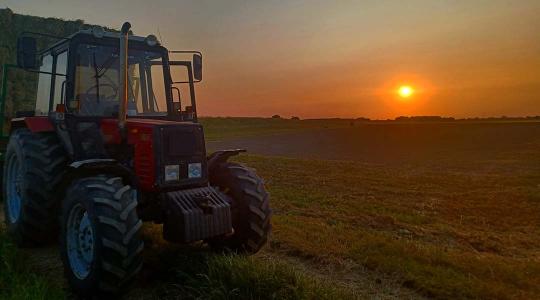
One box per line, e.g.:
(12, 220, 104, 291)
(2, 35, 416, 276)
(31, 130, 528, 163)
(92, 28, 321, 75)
(85, 83, 118, 100)
(84, 73, 120, 100)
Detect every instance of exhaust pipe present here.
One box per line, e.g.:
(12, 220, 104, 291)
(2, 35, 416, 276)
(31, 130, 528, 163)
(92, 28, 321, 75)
(118, 22, 131, 136)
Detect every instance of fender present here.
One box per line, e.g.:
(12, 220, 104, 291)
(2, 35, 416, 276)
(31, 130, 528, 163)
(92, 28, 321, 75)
(11, 116, 54, 133)
(59, 159, 137, 194)
(207, 149, 246, 172)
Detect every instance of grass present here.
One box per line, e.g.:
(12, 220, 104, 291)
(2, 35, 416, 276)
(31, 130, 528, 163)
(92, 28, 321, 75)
(200, 117, 355, 141)
(200, 116, 540, 142)
(180, 255, 349, 299)
(128, 231, 356, 299)
(0, 217, 355, 300)
(233, 153, 540, 299)
(1, 118, 540, 299)
(0, 231, 64, 300)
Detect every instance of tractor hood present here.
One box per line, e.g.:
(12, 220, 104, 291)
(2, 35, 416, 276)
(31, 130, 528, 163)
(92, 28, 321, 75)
(101, 118, 208, 191)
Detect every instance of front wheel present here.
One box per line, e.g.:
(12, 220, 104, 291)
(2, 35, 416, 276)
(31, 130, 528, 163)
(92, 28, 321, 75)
(60, 176, 143, 296)
(209, 162, 272, 254)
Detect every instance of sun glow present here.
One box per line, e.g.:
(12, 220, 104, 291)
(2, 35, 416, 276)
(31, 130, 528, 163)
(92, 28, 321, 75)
(398, 86, 414, 98)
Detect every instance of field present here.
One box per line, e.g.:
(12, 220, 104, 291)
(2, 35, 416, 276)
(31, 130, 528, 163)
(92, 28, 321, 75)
(1, 117, 540, 299)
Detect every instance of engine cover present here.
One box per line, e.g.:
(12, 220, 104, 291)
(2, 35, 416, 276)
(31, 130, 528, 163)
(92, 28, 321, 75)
(162, 186, 232, 242)
(156, 124, 208, 188)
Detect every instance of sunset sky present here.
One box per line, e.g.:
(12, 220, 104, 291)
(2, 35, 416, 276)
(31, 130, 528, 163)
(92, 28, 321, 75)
(3, 0, 540, 119)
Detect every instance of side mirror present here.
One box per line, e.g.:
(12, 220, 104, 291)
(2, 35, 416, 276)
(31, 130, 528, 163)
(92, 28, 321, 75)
(17, 37, 37, 69)
(193, 54, 202, 81)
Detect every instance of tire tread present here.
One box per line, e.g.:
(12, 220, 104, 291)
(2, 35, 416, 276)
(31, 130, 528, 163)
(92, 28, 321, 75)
(3, 128, 67, 246)
(209, 162, 271, 253)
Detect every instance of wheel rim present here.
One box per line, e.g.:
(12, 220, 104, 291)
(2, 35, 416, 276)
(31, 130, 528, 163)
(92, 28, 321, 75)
(5, 153, 23, 223)
(66, 204, 95, 280)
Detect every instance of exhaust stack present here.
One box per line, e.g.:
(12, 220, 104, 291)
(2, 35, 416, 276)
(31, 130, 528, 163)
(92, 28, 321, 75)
(118, 22, 131, 135)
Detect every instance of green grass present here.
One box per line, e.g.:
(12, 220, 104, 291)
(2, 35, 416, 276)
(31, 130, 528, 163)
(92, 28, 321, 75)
(200, 117, 355, 141)
(182, 255, 350, 299)
(0, 232, 64, 300)
(131, 236, 356, 299)
(0, 222, 355, 300)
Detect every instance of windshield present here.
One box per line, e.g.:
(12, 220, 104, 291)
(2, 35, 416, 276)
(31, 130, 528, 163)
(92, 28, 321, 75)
(72, 43, 168, 116)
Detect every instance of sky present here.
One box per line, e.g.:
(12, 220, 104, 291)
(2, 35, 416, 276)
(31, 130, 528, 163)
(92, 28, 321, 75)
(2, 0, 540, 119)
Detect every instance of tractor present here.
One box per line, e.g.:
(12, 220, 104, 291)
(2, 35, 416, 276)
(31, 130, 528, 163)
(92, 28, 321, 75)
(1, 22, 271, 296)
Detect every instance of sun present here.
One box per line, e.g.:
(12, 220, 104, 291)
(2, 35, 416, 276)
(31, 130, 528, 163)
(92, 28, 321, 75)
(398, 85, 414, 98)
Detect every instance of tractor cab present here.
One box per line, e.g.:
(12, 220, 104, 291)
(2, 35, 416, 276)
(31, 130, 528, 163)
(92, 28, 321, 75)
(19, 27, 201, 121)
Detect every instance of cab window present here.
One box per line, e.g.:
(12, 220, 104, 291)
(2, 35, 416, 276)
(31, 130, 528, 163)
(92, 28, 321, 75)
(52, 51, 68, 110)
(35, 54, 52, 115)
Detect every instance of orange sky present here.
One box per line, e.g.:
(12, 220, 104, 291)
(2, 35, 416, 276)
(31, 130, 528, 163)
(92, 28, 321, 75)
(3, 0, 540, 119)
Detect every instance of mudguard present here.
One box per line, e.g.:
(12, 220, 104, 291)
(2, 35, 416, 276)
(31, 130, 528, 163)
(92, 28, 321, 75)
(60, 159, 136, 192)
(207, 149, 246, 172)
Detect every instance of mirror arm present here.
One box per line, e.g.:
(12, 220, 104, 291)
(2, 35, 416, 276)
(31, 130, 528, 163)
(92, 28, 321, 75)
(169, 50, 202, 56)
(172, 80, 201, 84)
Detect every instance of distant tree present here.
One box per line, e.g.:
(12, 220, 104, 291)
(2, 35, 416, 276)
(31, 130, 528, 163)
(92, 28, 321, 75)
(271, 115, 281, 119)
(395, 116, 455, 122)
(395, 116, 410, 121)
(291, 116, 300, 120)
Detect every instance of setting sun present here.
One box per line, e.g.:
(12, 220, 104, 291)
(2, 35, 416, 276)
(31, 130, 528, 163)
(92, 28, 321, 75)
(398, 86, 414, 98)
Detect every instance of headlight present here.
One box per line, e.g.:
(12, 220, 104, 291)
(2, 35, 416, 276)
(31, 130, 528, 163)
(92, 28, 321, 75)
(188, 163, 202, 179)
(164, 165, 180, 181)
(145, 34, 159, 46)
(91, 26, 105, 38)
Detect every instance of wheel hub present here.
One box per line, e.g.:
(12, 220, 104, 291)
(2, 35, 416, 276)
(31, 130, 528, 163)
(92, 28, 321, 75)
(6, 153, 22, 223)
(67, 204, 95, 280)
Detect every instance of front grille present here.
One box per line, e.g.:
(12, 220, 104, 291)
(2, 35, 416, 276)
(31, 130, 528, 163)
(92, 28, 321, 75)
(167, 131, 197, 156)
(163, 126, 204, 158)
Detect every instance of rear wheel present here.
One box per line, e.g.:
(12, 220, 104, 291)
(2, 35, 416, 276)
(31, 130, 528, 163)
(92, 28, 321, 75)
(3, 128, 67, 246)
(60, 176, 143, 296)
(209, 162, 271, 253)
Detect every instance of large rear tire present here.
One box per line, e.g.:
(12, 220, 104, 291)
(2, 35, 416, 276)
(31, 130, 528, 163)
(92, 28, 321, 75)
(209, 162, 271, 254)
(60, 176, 143, 296)
(3, 128, 67, 246)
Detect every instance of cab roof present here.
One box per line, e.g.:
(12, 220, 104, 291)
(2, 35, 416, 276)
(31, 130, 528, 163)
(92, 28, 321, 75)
(38, 28, 161, 55)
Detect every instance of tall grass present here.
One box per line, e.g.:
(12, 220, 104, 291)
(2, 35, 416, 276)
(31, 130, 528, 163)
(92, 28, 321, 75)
(135, 228, 357, 299)
(0, 225, 355, 299)
(0, 233, 64, 300)
(171, 254, 352, 299)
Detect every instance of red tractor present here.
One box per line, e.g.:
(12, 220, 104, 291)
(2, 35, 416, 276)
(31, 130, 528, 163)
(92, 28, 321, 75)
(2, 23, 271, 295)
